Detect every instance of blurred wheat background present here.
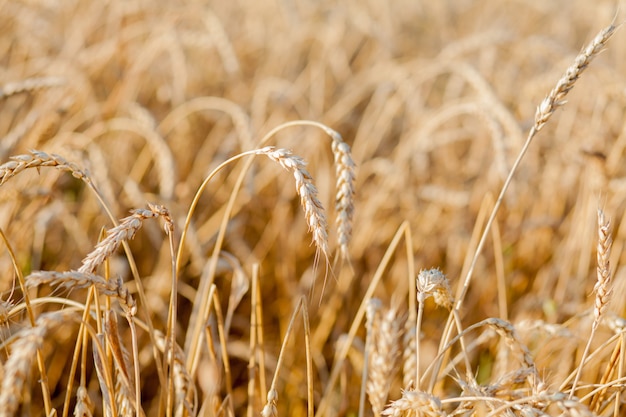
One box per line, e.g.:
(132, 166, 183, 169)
(2, 0, 626, 416)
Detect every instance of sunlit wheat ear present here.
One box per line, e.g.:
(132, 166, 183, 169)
(366, 303, 402, 416)
(534, 23, 617, 132)
(0, 312, 65, 417)
(260, 388, 278, 417)
(79, 203, 173, 275)
(0, 150, 92, 185)
(256, 147, 329, 256)
(570, 208, 614, 398)
(154, 330, 196, 417)
(594, 208, 613, 322)
(417, 268, 453, 309)
(0, 76, 65, 99)
(26, 271, 137, 316)
(330, 131, 356, 260)
(73, 386, 94, 417)
(381, 390, 445, 417)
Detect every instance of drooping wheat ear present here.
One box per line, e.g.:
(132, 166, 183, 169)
(381, 390, 445, 417)
(330, 132, 356, 260)
(26, 270, 137, 316)
(0, 312, 64, 417)
(484, 318, 537, 386)
(417, 268, 453, 309)
(594, 208, 613, 322)
(256, 147, 329, 255)
(154, 330, 196, 417)
(73, 386, 94, 417)
(260, 388, 278, 417)
(0, 150, 92, 186)
(534, 24, 617, 132)
(79, 203, 173, 275)
(0, 76, 65, 99)
(367, 304, 402, 416)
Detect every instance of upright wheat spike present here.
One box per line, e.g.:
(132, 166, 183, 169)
(0, 312, 65, 417)
(569, 208, 614, 398)
(366, 304, 402, 417)
(330, 132, 356, 260)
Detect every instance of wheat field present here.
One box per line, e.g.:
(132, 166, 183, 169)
(2, 1, 626, 416)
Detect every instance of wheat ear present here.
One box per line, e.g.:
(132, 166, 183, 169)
(0, 76, 65, 99)
(79, 203, 173, 274)
(569, 208, 614, 398)
(256, 146, 329, 256)
(26, 270, 137, 316)
(366, 304, 402, 417)
(330, 131, 356, 260)
(0, 312, 65, 417)
(381, 390, 445, 417)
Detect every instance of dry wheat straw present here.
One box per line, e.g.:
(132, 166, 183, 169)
(256, 146, 329, 255)
(0, 76, 65, 99)
(79, 203, 173, 275)
(0, 312, 65, 417)
(26, 270, 137, 315)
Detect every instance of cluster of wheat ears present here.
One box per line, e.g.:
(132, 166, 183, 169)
(3, 1, 626, 417)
